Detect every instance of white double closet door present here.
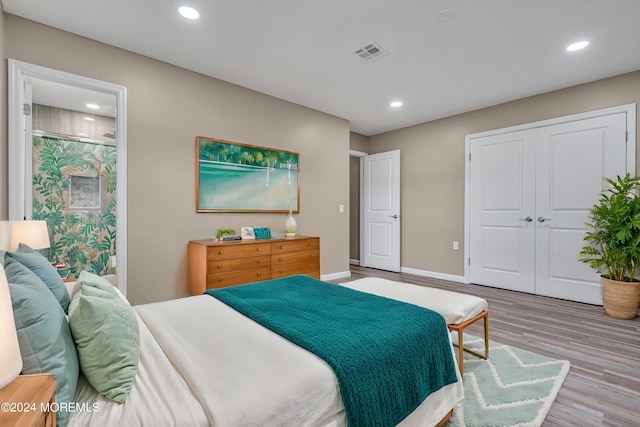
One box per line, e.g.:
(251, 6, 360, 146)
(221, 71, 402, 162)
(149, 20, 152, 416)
(469, 108, 633, 305)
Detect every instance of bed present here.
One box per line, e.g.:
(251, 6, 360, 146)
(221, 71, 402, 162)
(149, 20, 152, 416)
(4, 247, 463, 427)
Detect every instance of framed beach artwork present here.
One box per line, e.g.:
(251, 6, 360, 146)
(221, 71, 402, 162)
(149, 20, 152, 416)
(196, 136, 300, 213)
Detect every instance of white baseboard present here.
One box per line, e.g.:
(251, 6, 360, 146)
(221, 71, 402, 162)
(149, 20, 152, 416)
(321, 270, 351, 281)
(400, 267, 467, 284)
(349, 259, 361, 265)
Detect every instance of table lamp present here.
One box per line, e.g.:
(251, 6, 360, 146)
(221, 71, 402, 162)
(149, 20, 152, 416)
(10, 220, 50, 253)
(0, 262, 22, 389)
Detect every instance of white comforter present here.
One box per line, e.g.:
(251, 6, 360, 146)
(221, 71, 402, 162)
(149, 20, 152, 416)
(69, 311, 209, 426)
(70, 289, 463, 426)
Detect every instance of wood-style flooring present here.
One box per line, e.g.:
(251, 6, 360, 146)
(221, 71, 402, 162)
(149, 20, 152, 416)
(329, 266, 640, 427)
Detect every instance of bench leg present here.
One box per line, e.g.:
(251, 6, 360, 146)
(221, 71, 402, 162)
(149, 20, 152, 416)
(448, 310, 489, 376)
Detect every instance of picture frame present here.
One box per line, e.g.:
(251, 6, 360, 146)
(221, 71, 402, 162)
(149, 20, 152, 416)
(241, 226, 255, 240)
(253, 227, 272, 240)
(68, 174, 101, 210)
(196, 136, 300, 213)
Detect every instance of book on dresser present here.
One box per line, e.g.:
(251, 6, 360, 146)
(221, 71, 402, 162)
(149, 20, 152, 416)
(187, 235, 320, 295)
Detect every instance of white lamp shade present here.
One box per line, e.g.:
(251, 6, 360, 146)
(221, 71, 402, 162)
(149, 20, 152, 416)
(0, 263, 22, 389)
(0, 221, 13, 251)
(10, 220, 50, 251)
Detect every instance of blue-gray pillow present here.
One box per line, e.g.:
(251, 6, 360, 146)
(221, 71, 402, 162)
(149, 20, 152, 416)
(6, 246, 70, 312)
(6, 256, 79, 427)
(68, 271, 139, 403)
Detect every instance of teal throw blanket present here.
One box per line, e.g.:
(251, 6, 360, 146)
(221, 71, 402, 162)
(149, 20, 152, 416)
(206, 275, 458, 427)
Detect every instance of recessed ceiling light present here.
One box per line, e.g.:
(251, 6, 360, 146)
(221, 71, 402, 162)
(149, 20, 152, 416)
(435, 9, 455, 24)
(567, 41, 589, 52)
(86, 103, 100, 110)
(179, 6, 200, 20)
(390, 101, 403, 108)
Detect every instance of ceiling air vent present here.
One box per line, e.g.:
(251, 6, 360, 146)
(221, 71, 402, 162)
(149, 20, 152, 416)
(352, 41, 388, 62)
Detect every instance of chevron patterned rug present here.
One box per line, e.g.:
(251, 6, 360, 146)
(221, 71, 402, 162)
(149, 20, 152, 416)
(445, 334, 570, 427)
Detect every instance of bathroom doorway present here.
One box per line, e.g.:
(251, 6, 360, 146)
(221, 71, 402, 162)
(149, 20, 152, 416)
(8, 59, 128, 295)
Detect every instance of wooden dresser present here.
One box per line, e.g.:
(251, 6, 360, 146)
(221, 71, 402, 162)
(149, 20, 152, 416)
(188, 235, 320, 295)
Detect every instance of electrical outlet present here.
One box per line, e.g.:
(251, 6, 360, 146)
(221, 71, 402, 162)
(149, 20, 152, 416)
(110, 255, 117, 268)
(452, 241, 459, 251)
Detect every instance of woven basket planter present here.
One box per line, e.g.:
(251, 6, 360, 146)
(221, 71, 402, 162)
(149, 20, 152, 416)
(601, 277, 640, 319)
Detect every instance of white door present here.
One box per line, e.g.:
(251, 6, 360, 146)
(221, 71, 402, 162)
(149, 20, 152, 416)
(363, 150, 401, 272)
(469, 111, 630, 304)
(469, 130, 537, 293)
(535, 113, 627, 304)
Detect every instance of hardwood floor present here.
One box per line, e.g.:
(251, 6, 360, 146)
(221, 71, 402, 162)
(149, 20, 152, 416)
(330, 266, 640, 427)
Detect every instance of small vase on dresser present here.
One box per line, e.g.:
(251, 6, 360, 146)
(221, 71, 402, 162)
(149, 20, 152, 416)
(284, 209, 297, 237)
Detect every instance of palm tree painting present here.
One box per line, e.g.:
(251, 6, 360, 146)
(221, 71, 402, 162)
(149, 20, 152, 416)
(196, 137, 300, 212)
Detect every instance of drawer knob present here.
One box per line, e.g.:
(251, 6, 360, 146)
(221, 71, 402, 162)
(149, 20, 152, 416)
(279, 269, 284, 273)
(217, 264, 222, 268)
(257, 247, 261, 251)
(218, 250, 224, 255)
(279, 257, 284, 261)
(280, 245, 284, 249)
(308, 243, 312, 246)
(257, 272, 262, 276)
(256, 260, 261, 264)
(218, 277, 223, 282)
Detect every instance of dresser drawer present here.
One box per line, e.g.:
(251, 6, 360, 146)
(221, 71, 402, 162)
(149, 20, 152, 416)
(271, 261, 320, 279)
(207, 243, 270, 260)
(207, 268, 271, 289)
(271, 238, 319, 254)
(271, 249, 319, 266)
(207, 256, 270, 273)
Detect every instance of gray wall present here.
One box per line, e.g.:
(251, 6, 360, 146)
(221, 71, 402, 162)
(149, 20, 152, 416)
(2, 14, 351, 304)
(3, 13, 639, 297)
(369, 71, 640, 277)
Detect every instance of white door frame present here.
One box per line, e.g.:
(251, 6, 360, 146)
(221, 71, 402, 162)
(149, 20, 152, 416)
(349, 149, 367, 266)
(464, 103, 636, 284)
(8, 59, 129, 296)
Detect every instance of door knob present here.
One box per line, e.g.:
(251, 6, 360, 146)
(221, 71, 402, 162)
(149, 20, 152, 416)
(537, 217, 551, 222)
(390, 214, 398, 219)
(519, 216, 533, 222)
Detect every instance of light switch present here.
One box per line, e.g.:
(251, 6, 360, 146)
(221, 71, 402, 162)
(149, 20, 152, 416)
(339, 204, 345, 213)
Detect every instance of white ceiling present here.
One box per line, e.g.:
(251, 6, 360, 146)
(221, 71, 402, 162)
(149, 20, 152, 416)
(4, 0, 640, 136)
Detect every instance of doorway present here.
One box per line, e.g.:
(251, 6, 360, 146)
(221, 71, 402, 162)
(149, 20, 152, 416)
(7, 59, 128, 295)
(350, 149, 402, 272)
(465, 105, 636, 305)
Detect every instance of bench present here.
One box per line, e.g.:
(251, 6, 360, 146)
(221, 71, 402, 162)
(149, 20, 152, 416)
(341, 277, 488, 376)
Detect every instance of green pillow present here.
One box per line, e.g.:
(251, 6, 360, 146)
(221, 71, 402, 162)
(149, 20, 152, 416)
(68, 271, 139, 403)
(5, 257, 78, 427)
(6, 246, 70, 312)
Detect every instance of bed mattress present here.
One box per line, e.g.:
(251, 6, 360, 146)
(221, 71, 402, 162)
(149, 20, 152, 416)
(69, 288, 463, 426)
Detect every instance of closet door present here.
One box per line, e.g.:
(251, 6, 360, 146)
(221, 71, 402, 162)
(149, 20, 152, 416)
(534, 113, 628, 304)
(469, 110, 631, 304)
(469, 130, 536, 293)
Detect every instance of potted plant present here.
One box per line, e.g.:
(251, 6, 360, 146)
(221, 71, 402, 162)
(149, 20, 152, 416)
(215, 228, 236, 242)
(580, 174, 640, 319)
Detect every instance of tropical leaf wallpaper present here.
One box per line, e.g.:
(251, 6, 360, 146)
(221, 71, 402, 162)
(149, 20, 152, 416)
(32, 136, 116, 278)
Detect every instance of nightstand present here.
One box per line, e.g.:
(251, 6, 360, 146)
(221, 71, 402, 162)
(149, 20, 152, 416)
(0, 373, 56, 427)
